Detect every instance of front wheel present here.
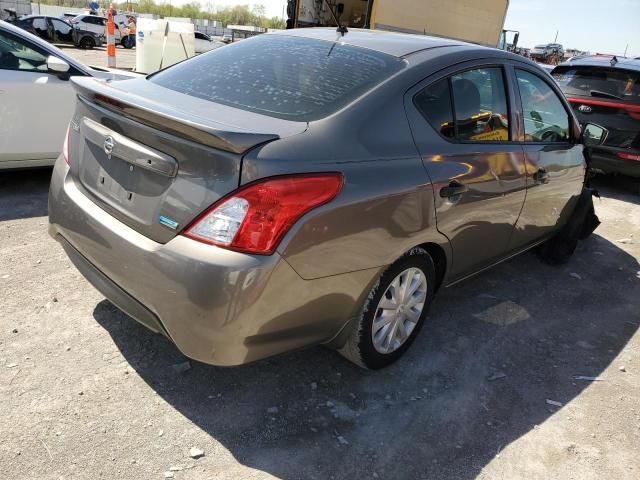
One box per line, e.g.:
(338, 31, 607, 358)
(339, 248, 436, 369)
(79, 37, 95, 50)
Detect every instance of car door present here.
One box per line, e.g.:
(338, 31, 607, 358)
(85, 17, 103, 37)
(49, 18, 74, 44)
(507, 65, 585, 249)
(0, 28, 76, 165)
(30, 17, 49, 41)
(405, 63, 528, 279)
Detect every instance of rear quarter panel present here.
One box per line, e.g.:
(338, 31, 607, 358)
(241, 61, 451, 280)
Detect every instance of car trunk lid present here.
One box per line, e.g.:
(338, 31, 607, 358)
(68, 77, 307, 244)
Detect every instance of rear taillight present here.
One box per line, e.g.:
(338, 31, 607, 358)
(183, 173, 343, 255)
(63, 126, 70, 166)
(617, 152, 640, 161)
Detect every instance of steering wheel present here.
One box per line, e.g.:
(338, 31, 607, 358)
(540, 129, 563, 142)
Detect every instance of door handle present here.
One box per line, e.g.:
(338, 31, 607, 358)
(533, 168, 549, 184)
(439, 181, 468, 198)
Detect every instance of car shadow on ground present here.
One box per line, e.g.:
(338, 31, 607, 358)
(0, 168, 51, 221)
(93, 230, 640, 479)
(592, 175, 640, 203)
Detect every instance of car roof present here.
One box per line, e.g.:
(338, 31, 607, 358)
(269, 27, 471, 57)
(0, 19, 89, 73)
(19, 15, 63, 19)
(556, 55, 640, 72)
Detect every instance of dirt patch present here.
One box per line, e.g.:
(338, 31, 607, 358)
(1, 169, 639, 479)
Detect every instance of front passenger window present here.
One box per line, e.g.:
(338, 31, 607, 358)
(51, 19, 72, 35)
(0, 31, 48, 72)
(516, 69, 570, 143)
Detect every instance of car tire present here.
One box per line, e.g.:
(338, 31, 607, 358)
(339, 248, 436, 369)
(79, 37, 95, 50)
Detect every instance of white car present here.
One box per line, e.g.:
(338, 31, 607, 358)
(70, 14, 127, 45)
(194, 31, 225, 54)
(0, 20, 139, 169)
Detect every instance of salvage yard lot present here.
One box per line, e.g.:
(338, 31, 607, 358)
(59, 44, 137, 71)
(1, 169, 639, 479)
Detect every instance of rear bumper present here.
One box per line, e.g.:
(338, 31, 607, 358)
(589, 147, 640, 178)
(48, 157, 379, 366)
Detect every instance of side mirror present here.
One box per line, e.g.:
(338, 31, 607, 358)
(581, 123, 608, 146)
(47, 55, 70, 74)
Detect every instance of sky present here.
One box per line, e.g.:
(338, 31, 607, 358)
(172, 0, 639, 57)
(504, 0, 639, 57)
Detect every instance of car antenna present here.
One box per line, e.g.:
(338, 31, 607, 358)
(610, 55, 618, 66)
(323, 0, 348, 36)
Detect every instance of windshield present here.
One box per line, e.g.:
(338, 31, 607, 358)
(553, 66, 640, 104)
(149, 34, 405, 121)
(534, 45, 546, 49)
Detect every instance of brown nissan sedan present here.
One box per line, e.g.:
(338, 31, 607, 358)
(48, 29, 606, 369)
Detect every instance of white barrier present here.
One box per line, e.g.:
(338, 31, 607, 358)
(135, 18, 194, 74)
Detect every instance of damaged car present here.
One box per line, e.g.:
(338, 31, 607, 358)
(48, 29, 605, 369)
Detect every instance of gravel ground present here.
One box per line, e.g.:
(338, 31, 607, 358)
(59, 45, 137, 71)
(0, 169, 639, 479)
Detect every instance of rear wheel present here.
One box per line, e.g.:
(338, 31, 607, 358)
(79, 37, 95, 50)
(339, 248, 436, 369)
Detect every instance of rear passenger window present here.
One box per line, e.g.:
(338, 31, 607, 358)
(414, 78, 454, 139)
(451, 68, 509, 142)
(414, 67, 509, 142)
(33, 18, 47, 30)
(516, 69, 570, 143)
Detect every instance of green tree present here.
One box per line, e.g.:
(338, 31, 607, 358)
(266, 16, 285, 30)
(39, 0, 274, 27)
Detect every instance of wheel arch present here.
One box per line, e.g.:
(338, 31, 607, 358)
(412, 241, 448, 292)
(326, 238, 450, 352)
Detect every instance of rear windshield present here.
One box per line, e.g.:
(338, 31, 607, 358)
(553, 66, 640, 104)
(149, 34, 405, 121)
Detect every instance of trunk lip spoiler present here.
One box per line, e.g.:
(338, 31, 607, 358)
(71, 77, 286, 154)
